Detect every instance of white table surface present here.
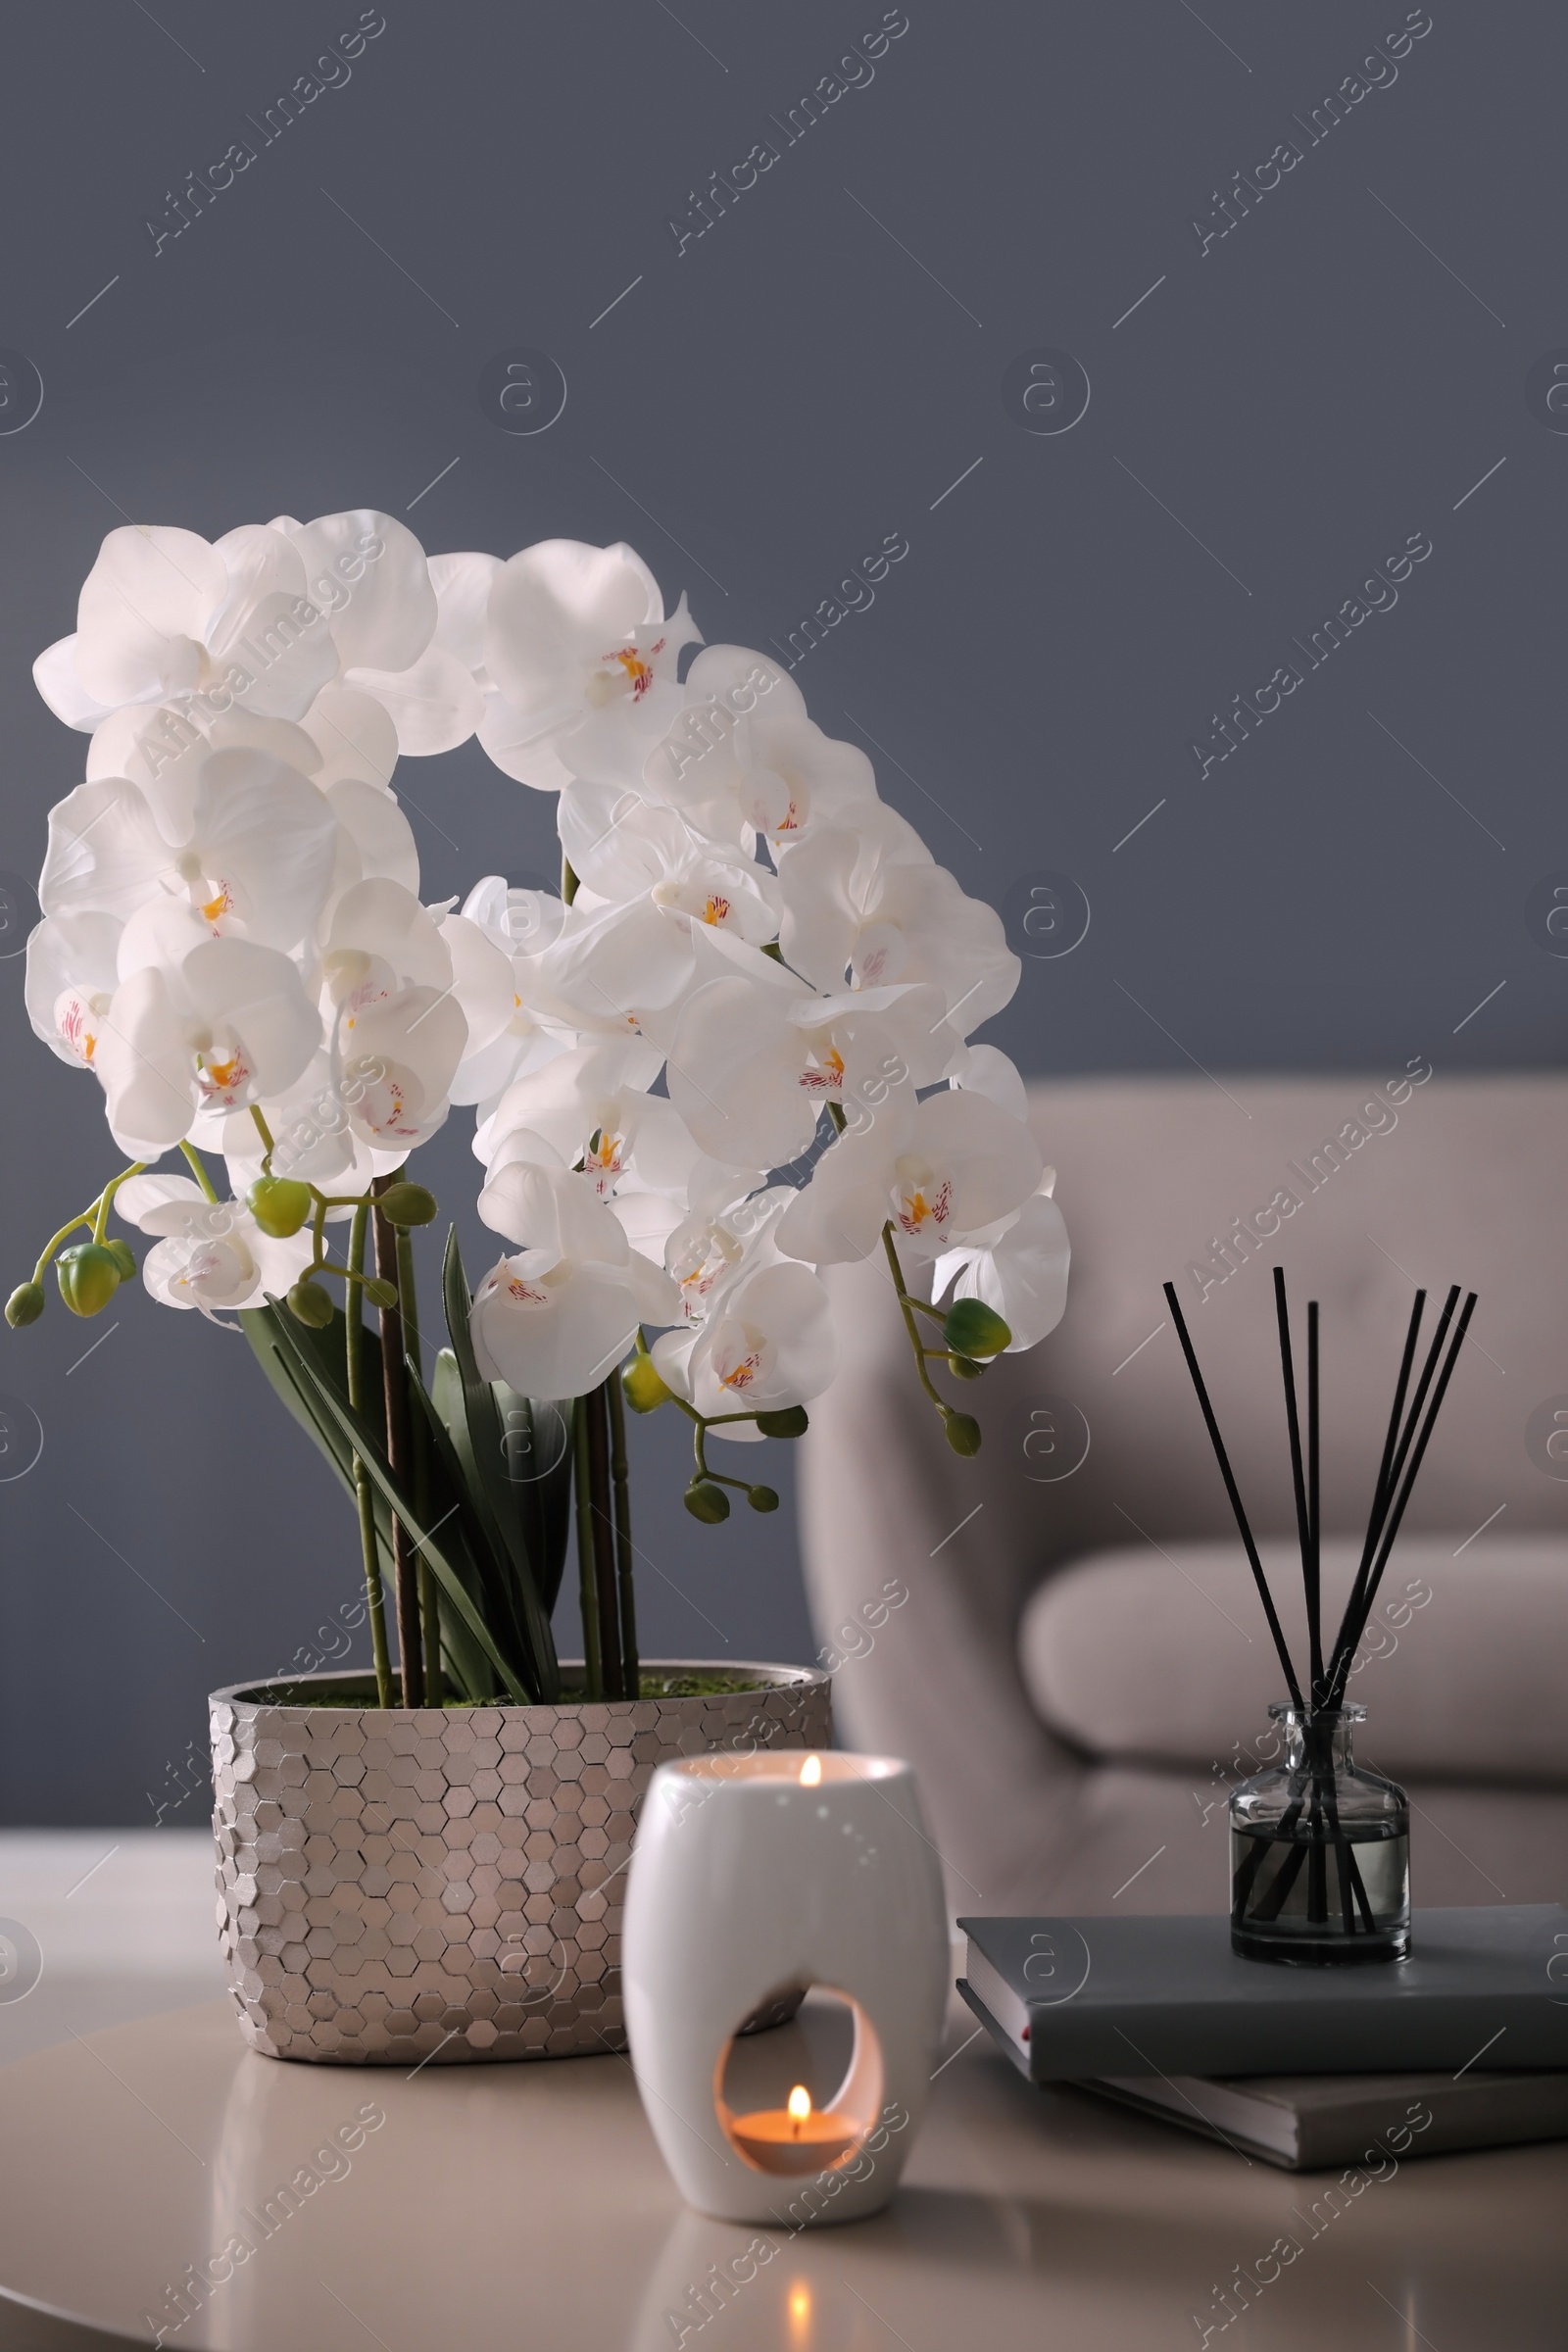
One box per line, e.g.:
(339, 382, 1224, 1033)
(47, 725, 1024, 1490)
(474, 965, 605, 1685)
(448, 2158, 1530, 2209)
(0, 1835, 1562, 2349)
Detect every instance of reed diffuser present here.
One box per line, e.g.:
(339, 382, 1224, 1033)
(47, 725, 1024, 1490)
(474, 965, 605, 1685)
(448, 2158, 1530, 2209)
(1163, 1269, 1477, 1965)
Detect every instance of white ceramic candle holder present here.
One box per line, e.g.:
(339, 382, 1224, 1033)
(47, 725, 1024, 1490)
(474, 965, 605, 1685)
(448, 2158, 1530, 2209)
(622, 1751, 948, 2228)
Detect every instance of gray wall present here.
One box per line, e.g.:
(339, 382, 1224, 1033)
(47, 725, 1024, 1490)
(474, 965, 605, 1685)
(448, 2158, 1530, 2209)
(0, 0, 1559, 1820)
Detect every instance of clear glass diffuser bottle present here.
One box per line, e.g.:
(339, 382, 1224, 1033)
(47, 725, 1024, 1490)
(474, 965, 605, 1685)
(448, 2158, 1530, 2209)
(1230, 1703, 1410, 1964)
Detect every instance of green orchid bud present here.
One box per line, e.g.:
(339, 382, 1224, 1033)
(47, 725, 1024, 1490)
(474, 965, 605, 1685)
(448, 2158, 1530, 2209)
(362, 1277, 399, 1310)
(684, 1479, 730, 1524)
(747, 1485, 780, 1513)
(246, 1175, 313, 1239)
(56, 1243, 121, 1318)
(754, 1405, 808, 1439)
(942, 1298, 1011, 1359)
(948, 1353, 983, 1381)
(5, 1282, 45, 1328)
(944, 1410, 983, 1457)
(286, 1278, 335, 1329)
(105, 1239, 137, 1281)
(374, 1182, 438, 1227)
(622, 1354, 672, 1414)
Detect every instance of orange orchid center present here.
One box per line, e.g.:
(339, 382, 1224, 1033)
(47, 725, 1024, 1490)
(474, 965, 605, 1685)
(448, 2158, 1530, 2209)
(800, 1045, 845, 1093)
(602, 630, 665, 703)
(897, 1177, 953, 1236)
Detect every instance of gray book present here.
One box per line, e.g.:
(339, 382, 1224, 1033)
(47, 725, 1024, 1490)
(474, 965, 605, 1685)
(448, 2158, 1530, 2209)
(956, 1905, 1568, 2080)
(1076, 2065, 1568, 2170)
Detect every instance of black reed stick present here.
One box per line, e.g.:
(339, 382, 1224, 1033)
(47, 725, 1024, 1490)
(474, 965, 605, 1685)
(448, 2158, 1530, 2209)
(1327, 1286, 1458, 1687)
(1367, 1291, 1426, 1549)
(1272, 1269, 1314, 1684)
(1306, 1298, 1322, 1704)
(1322, 1287, 1424, 1695)
(1162, 1281, 1305, 1711)
(1328, 1292, 1477, 1702)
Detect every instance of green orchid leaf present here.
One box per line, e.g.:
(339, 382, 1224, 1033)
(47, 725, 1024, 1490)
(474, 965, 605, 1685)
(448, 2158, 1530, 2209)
(263, 1299, 532, 1704)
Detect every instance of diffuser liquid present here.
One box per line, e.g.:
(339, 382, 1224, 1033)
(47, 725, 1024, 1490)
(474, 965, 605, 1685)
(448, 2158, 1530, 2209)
(1229, 1704, 1411, 1965)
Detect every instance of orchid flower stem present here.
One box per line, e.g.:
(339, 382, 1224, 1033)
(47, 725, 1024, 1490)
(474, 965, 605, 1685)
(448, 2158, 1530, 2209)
(249, 1105, 275, 1168)
(396, 1227, 440, 1705)
(31, 1214, 95, 1285)
(572, 1395, 604, 1699)
(311, 1199, 328, 1271)
(346, 1202, 393, 1709)
(30, 1161, 148, 1281)
(90, 1164, 147, 1245)
(880, 1221, 954, 1422)
(315, 1260, 383, 1290)
(178, 1142, 220, 1203)
(371, 1174, 423, 1707)
(607, 1371, 638, 1699)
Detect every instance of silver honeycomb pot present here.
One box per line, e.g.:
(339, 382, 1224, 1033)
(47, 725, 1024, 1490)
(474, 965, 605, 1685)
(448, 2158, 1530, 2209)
(210, 1661, 831, 2066)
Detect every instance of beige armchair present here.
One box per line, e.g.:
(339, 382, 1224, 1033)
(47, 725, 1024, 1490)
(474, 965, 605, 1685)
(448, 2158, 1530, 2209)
(801, 1072, 1568, 1919)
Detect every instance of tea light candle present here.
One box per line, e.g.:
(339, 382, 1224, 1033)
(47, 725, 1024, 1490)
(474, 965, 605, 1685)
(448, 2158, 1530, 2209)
(728, 2083, 858, 2176)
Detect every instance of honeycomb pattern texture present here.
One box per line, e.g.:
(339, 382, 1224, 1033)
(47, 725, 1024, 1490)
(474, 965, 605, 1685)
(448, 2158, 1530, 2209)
(211, 1662, 832, 2067)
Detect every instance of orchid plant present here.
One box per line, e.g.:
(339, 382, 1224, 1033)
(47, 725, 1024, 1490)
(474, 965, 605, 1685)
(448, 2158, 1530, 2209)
(11, 515, 1070, 1712)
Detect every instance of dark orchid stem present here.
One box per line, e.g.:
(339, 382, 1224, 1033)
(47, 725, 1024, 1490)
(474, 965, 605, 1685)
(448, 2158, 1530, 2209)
(573, 1396, 604, 1698)
(608, 1371, 639, 1699)
(372, 1175, 423, 1707)
(1272, 1269, 1314, 1697)
(1329, 1293, 1476, 1704)
(1306, 1299, 1322, 1706)
(1328, 1286, 1456, 1689)
(346, 1203, 392, 1708)
(584, 1377, 623, 1698)
(1163, 1281, 1304, 1711)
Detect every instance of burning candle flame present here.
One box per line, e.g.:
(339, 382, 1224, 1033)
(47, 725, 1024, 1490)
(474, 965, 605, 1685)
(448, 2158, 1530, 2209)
(788, 2084, 811, 2123)
(799, 1753, 822, 1787)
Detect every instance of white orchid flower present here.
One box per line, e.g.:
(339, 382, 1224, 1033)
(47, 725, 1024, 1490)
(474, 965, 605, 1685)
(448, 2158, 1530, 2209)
(659, 1182, 796, 1329)
(318, 880, 472, 1151)
(116, 1174, 313, 1320)
(94, 936, 322, 1155)
(522, 795, 779, 1046)
(472, 1159, 680, 1397)
(39, 753, 338, 958)
(446, 874, 573, 1107)
(295, 682, 400, 792)
(933, 1184, 1070, 1352)
(559, 783, 780, 939)
(34, 522, 337, 730)
(267, 511, 483, 760)
(775, 1082, 1043, 1267)
(427, 551, 503, 678)
(945, 1041, 1030, 1120)
(652, 1260, 837, 1437)
(268, 511, 433, 675)
(644, 662, 878, 855)
(24, 910, 122, 1070)
(778, 803, 1020, 1037)
(666, 957, 956, 1172)
(84, 702, 323, 840)
(474, 1038, 678, 1191)
(217, 1051, 409, 1196)
(477, 540, 701, 792)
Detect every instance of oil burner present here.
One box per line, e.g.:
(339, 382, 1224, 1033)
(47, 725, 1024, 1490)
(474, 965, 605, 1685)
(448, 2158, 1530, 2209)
(622, 1752, 948, 2227)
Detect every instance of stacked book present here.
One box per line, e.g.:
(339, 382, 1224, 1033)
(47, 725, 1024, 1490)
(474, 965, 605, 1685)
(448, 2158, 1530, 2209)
(958, 1905, 1568, 2170)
